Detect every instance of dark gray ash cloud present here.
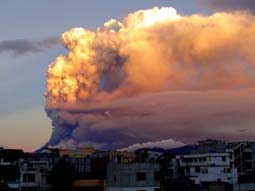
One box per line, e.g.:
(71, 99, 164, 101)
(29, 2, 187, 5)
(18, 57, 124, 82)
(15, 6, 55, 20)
(47, 89, 255, 150)
(201, 0, 255, 12)
(0, 37, 60, 55)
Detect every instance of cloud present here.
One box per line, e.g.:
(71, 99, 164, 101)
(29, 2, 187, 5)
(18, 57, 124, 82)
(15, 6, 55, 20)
(200, 0, 255, 12)
(47, 89, 255, 150)
(0, 37, 60, 55)
(119, 139, 185, 151)
(44, 7, 255, 150)
(46, 8, 255, 104)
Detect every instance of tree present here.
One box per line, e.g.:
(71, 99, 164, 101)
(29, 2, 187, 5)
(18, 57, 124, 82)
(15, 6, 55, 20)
(48, 159, 76, 191)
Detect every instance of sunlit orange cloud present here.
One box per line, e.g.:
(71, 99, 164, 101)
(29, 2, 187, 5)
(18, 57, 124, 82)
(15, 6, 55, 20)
(45, 7, 255, 149)
(46, 7, 255, 105)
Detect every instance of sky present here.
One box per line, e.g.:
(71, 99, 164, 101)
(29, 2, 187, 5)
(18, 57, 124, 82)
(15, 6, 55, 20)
(0, 0, 206, 151)
(1, 0, 254, 151)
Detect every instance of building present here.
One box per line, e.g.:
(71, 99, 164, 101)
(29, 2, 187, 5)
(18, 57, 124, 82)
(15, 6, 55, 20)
(174, 151, 237, 191)
(0, 163, 20, 190)
(58, 147, 96, 176)
(19, 160, 52, 191)
(73, 179, 105, 191)
(58, 147, 96, 158)
(230, 142, 255, 175)
(19, 163, 41, 191)
(0, 149, 26, 190)
(233, 183, 255, 191)
(106, 163, 160, 191)
(162, 177, 198, 191)
(136, 149, 164, 162)
(230, 142, 255, 191)
(18, 149, 60, 191)
(70, 155, 92, 174)
(197, 140, 227, 154)
(147, 150, 164, 161)
(0, 149, 25, 163)
(1, 141, 255, 191)
(91, 151, 136, 179)
(26, 148, 60, 167)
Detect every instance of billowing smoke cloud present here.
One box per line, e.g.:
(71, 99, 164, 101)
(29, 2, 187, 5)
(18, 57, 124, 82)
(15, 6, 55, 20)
(201, 0, 255, 12)
(45, 7, 255, 150)
(0, 37, 60, 55)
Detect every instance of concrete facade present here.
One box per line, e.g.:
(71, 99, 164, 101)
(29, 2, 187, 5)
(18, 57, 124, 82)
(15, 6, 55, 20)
(233, 183, 255, 191)
(175, 152, 238, 185)
(107, 187, 159, 191)
(106, 163, 160, 191)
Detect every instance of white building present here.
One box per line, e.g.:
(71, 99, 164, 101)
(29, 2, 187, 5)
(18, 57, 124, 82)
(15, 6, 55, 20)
(233, 183, 255, 191)
(19, 164, 42, 191)
(106, 163, 160, 191)
(19, 160, 52, 191)
(147, 151, 164, 161)
(174, 151, 238, 186)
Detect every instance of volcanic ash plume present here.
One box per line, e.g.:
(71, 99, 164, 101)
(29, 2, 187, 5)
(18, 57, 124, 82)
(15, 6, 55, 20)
(45, 7, 255, 150)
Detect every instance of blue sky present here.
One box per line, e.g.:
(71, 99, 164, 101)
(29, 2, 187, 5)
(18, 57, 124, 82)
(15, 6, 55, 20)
(0, 0, 209, 151)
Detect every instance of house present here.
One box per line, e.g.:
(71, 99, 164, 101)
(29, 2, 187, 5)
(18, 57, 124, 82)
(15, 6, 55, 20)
(91, 151, 136, 179)
(55, 147, 96, 177)
(0, 149, 25, 163)
(173, 151, 237, 191)
(230, 142, 255, 191)
(106, 163, 160, 191)
(19, 161, 44, 191)
(230, 142, 255, 175)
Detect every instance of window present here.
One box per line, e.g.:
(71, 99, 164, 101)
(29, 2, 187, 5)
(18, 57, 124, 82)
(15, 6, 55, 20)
(223, 167, 231, 173)
(244, 161, 252, 170)
(154, 171, 160, 181)
(195, 166, 200, 173)
(202, 168, 208, 174)
(244, 152, 252, 160)
(136, 172, 146, 181)
(222, 156, 226, 162)
(114, 156, 122, 164)
(113, 175, 117, 181)
(23, 173, 36, 183)
(186, 167, 190, 174)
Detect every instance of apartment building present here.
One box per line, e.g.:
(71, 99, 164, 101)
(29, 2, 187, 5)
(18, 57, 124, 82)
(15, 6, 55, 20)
(106, 163, 160, 191)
